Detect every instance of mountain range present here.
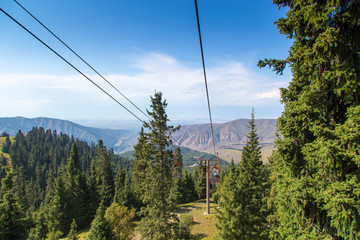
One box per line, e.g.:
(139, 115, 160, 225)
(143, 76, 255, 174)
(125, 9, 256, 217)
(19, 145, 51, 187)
(0, 117, 277, 162)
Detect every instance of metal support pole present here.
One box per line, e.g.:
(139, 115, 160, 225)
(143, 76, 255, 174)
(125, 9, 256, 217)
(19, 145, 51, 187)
(205, 159, 210, 214)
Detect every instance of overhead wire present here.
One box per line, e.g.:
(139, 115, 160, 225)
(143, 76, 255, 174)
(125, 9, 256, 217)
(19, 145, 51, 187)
(193, 0, 217, 156)
(0, 8, 147, 125)
(13, 0, 151, 121)
(3, 2, 218, 161)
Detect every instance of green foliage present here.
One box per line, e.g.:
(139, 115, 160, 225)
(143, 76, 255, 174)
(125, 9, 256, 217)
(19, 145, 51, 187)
(260, 0, 360, 239)
(67, 219, 79, 240)
(28, 210, 47, 240)
(92, 140, 115, 208)
(104, 203, 136, 240)
(134, 91, 180, 240)
(194, 167, 206, 199)
(88, 202, 114, 240)
(0, 173, 28, 240)
(216, 111, 270, 239)
(1, 135, 11, 154)
(46, 230, 63, 240)
(114, 169, 139, 209)
(177, 214, 194, 240)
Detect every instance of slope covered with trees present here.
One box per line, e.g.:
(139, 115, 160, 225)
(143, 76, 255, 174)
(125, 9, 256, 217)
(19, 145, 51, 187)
(0, 94, 205, 239)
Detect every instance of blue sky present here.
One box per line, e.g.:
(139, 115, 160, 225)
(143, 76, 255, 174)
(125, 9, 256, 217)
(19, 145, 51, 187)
(0, 0, 292, 127)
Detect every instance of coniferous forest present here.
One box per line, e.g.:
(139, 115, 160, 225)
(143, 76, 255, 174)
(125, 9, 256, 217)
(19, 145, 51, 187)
(1, 0, 360, 239)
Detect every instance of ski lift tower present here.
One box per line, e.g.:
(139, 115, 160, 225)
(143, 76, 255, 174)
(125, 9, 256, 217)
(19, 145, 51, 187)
(198, 153, 221, 214)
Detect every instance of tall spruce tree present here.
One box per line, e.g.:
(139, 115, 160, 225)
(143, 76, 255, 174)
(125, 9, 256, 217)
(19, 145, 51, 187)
(1, 135, 11, 154)
(65, 143, 91, 229)
(0, 173, 27, 240)
(134, 91, 180, 240)
(88, 202, 114, 240)
(259, 0, 360, 239)
(92, 140, 115, 208)
(216, 110, 270, 239)
(132, 127, 150, 202)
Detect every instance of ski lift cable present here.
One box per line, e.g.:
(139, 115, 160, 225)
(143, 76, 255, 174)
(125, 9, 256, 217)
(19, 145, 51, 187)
(0, 8, 147, 125)
(13, 0, 194, 153)
(2, 6, 186, 158)
(194, 0, 217, 156)
(13, 0, 151, 121)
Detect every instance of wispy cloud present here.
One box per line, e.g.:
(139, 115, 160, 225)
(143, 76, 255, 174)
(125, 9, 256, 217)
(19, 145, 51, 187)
(0, 52, 289, 119)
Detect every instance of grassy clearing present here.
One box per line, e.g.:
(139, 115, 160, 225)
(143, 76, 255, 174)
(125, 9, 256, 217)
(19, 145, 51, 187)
(64, 200, 219, 240)
(177, 199, 218, 240)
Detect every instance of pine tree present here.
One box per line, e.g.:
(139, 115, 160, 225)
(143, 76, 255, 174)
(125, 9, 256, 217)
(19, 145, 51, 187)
(1, 135, 11, 154)
(182, 170, 198, 203)
(258, 1, 360, 238)
(88, 202, 114, 240)
(0, 173, 27, 240)
(65, 143, 91, 229)
(135, 91, 180, 240)
(216, 110, 270, 239)
(43, 172, 66, 235)
(194, 166, 206, 200)
(67, 219, 79, 240)
(92, 140, 115, 207)
(132, 127, 150, 202)
(113, 169, 137, 209)
(170, 147, 186, 204)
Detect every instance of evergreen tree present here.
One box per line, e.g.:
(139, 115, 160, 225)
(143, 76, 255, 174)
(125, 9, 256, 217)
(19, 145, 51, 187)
(65, 143, 92, 229)
(258, 0, 360, 238)
(1, 135, 11, 153)
(0, 173, 27, 240)
(170, 147, 186, 204)
(194, 166, 206, 199)
(92, 140, 115, 207)
(43, 172, 67, 235)
(88, 202, 114, 240)
(67, 219, 79, 240)
(216, 110, 270, 239)
(28, 210, 47, 240)
(0, 154, 7, 183)
(132, 127, 150, 202)
(170, 178, 186, 204)
(135, 91, 180, 239)
(182, 170, 198, 203)
(113, 169, 137, 209)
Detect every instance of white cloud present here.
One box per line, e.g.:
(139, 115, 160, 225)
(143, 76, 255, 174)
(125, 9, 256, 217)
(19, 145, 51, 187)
(0, 52, 289, 119)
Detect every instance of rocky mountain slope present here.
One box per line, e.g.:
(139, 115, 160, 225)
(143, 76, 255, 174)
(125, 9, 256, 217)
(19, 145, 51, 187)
(173, 119, 277, 162)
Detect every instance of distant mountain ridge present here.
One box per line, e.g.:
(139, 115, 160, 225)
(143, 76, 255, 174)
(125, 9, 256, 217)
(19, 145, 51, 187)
(0, 117, 277, 162)
(173, 119, 277, 162)
(0, 117, 137, 153)
(174, 119, 277, 147)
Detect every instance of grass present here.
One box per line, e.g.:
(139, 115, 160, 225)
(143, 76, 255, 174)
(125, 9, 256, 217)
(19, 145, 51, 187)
(63, 200, 219, 240)
(176, 199, 219, 240)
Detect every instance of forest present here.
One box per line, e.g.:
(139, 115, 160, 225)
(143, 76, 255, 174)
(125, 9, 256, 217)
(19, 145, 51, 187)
(1, 0, 360, 239)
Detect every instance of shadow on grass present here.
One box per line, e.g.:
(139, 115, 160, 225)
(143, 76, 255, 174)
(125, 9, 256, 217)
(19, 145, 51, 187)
(191, 233, 208, 239)
(176, 205, 202, 214)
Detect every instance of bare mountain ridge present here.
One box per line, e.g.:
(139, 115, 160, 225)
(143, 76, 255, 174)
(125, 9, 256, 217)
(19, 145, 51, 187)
(173, 119, 277, 162)
(174, 119, 277, 147)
